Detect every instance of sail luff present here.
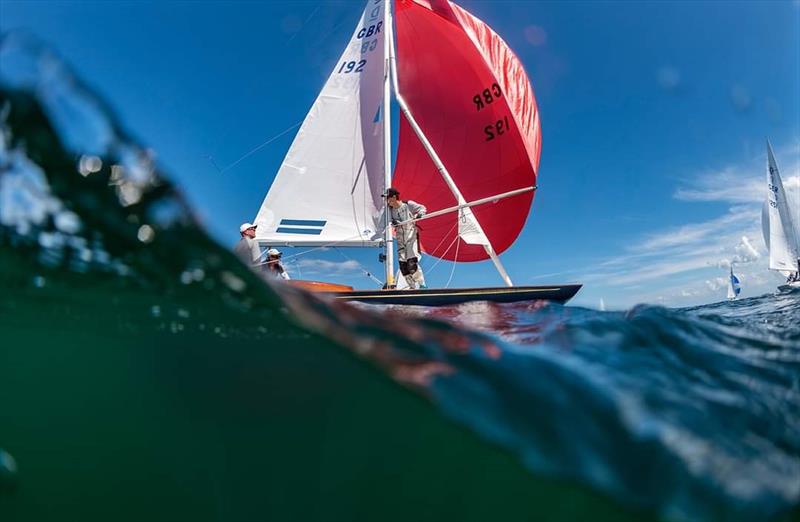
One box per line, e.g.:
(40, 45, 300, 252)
(388, 14, 513, 287)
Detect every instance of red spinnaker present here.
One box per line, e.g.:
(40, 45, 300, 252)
(393, 0, 541, 262)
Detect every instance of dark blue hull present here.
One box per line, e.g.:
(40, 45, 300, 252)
(330, 284, 582, 306)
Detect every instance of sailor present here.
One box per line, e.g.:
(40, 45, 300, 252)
(385, 187, 427, 289)
(234, 222, 263, 270)
(265, 248, 291, 280)
(788, 263, 800, 283)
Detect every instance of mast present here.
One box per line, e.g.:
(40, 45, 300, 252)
(383, 0, 395, 287)
(387, 14, 514, 287)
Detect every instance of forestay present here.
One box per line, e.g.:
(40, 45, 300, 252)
(254, 0, 388, 247)
(763, 141, 800, 272)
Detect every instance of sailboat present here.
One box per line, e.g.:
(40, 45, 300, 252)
(761, 140, 800, 292)
(251, 0, 581, 306)
(727, 265, 741, 300)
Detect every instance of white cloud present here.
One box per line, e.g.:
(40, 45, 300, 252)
(705, 277, 727, 292)
(674, 167, 764, 203)
(293, 258, 363, 276)
(736, 235, 760, 262)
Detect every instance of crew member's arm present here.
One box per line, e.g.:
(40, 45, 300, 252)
(251, 241, 262, 265)
(407, 200, 427, 219)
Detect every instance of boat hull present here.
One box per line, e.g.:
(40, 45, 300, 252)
(327, 284, 582, 306)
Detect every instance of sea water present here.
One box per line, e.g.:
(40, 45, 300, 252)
(1, 34, 799, 522)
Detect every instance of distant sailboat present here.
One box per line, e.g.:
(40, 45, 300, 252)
(249, 0, 581, 306)
(761, 140, 800, 292)
(727, 266, 741, 300)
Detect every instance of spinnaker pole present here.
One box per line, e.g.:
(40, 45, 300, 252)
(387, 15, 514, 287)
(391, 186, 536, 228)
(382, 0, 395, 287)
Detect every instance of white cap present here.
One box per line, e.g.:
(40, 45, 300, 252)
(240, 222, 256, 233)
(267, 248, 281, 257)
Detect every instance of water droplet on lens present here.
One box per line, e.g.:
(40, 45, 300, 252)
(54, 209, 81, 234)
(137, 224, 155, 243)
(0, 449, 18, 487)
(78, 155, 102, 176)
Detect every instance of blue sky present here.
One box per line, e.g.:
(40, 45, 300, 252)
(2, 0, 798, 308)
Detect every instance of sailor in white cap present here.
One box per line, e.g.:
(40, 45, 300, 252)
(265, 248, 291, 280)
(233, 222, 262, 270)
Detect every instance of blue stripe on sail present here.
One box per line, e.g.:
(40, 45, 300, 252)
(276, 227, 324, 235)
(279, 219, 327, 227)
(373, 106, 381, 123)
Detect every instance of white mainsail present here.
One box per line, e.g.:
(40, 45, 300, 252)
(762, 141, 800, 273)
(254, 0, 388, 247)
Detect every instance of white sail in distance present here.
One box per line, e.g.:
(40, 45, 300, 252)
(727, 267, 741, 300)
(254, 0, 388, 247)
(763, 141, 800, 272)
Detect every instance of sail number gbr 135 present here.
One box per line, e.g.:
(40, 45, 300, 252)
(473, 83, 510, 142)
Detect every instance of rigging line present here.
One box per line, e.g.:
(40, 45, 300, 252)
(425, 232, 459, 275)
(213, 121, 302, 174)
(208, 4, 364, 177)
(445, 238, 461, 289)
(422, 218, 459, 264)
(334, 247, 384, 286)
(314, 10, 358, 48)
(286, 4, 321, 45)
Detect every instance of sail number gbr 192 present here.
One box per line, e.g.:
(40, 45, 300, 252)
(473, 83, 510, 142)
(337, 22, 383, 74)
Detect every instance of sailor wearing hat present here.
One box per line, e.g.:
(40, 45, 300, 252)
(234, 222, 262, 269)
(265, 248, 291, 280)
(385, 187, 427, 289)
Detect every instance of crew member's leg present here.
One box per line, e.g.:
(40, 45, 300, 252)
(398, 259, 416, 289)
(411, 264, 428, 288)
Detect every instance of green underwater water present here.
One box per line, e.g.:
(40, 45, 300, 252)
(1, 249, 643, 522)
